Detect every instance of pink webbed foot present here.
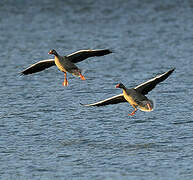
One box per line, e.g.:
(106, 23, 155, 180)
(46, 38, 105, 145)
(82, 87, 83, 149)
(128, 108, 138, 116)
(79, 72, 86, 80)
(62, 79, 69, 86)
(128, 112, 136, 116)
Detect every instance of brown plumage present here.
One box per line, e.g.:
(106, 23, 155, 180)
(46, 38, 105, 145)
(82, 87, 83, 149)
(21, 49, 112, 86)
(81, 68, 175, 116)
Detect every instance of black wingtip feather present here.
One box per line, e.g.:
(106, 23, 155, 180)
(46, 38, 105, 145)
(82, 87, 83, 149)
(171, 68, 175, 72)
(98, 49, 113, 56)
(167, 68, 175, 75)
(105, 49, 113, 54)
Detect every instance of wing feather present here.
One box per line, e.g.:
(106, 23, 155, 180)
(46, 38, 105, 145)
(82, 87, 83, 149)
(81, 94, 127, 107)
(134, 68, 175, 95)
(67, 49, 112, 63)
(21, 59, 55, 75)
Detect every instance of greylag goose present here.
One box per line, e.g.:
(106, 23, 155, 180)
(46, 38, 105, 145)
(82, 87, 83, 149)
(82, 68, 175, 116)
(21, 49, 112, 86)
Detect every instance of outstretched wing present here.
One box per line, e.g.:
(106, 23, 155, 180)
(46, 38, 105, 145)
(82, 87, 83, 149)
(134, 68, 175, 95)
(81, 94, 127, 107)
(67, 49, 112, 63)
(20, 59, 55, 75)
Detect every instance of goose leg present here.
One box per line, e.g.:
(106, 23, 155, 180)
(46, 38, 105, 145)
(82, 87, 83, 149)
(147, 103, 152, 111)
(128, 106, 138, 116)
(63, 72, 69, 86)
(79, 72, 86, 80)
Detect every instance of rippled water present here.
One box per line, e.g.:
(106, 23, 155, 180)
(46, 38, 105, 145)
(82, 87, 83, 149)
(1, 0, 193, 179)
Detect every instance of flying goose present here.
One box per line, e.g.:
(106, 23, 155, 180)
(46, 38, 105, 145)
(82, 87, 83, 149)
(21, 49, 112, 86)
(81, 68, 175, 116)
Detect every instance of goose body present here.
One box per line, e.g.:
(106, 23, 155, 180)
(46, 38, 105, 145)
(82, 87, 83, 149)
(122, 88, 153, 112)
(54, 53, 79, 74)
(21, 49, 112, 86)
(82, 68, 175, 116)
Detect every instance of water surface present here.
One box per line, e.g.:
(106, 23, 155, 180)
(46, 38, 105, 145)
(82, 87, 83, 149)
(0, 0, 193, 179)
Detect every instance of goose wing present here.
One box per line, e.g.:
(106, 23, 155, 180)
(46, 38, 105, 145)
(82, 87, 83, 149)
(67, 49, 112, 63)
(21, 59, 55, 75)
(134, 68, 175, 95)
(81, 94, 127, 107)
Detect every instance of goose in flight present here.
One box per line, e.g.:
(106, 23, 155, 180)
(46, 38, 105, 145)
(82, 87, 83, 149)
(21, 49, 112, 86)
(81, 68, 175, 116)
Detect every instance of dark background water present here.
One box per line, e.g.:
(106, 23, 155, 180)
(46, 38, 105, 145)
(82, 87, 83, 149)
(0, 0, 193, 179)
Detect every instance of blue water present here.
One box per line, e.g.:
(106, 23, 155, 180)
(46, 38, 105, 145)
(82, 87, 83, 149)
(0, 0, 193, 179)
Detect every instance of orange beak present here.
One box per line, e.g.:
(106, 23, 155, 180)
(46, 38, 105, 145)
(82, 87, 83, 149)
(115, 84, 120, 88)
